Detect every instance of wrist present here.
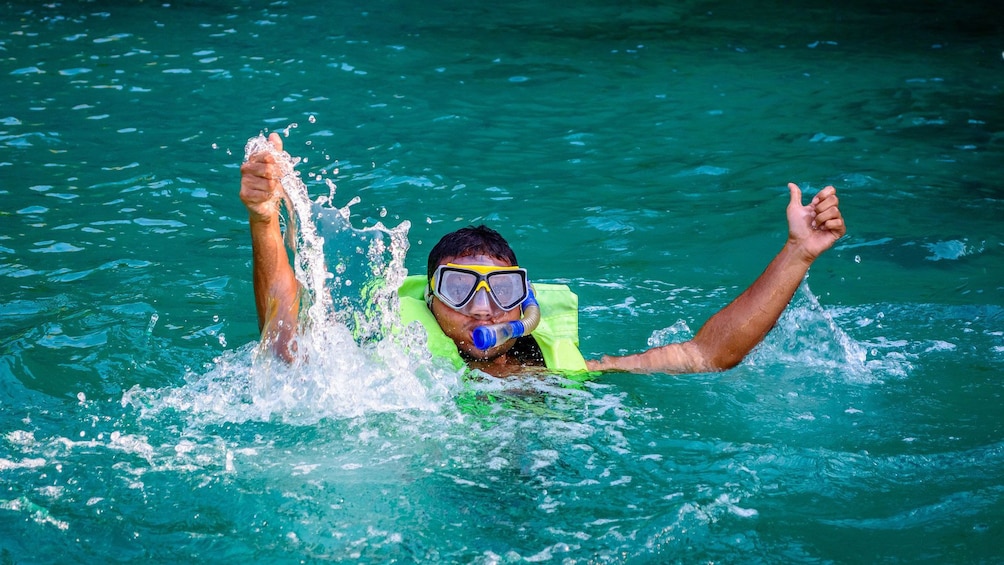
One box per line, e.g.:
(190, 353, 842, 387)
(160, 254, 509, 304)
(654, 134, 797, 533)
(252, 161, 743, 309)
(783, 238, 817, 267)
(248, 202, 280, 225)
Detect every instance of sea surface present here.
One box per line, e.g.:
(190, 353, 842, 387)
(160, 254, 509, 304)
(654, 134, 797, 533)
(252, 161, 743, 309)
(2, 0, 1002, 562)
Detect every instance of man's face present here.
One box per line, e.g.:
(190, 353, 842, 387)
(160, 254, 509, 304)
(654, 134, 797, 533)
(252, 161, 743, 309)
(430, 253, 522, 360)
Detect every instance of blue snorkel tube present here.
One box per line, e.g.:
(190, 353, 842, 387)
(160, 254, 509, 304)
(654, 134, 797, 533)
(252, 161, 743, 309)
(472, 286, 541, 350)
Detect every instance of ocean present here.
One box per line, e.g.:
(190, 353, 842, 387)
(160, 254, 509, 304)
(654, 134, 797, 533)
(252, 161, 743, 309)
(1, 0, 1002, 562)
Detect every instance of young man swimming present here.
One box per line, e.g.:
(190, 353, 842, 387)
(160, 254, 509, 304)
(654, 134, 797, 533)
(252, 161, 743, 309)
(240, 133, 846, 376)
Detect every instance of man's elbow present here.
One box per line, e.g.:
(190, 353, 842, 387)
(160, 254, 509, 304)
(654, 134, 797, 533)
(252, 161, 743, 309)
(691, 342, 747, 373)
(708, 354, 745, 372)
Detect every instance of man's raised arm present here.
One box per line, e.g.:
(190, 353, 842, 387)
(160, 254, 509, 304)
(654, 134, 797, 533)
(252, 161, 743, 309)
(587, 183, 846, 374)
(239, 133, 301, 361)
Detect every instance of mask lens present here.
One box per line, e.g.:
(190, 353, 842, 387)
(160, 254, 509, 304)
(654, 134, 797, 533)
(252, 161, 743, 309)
(437, 269, 478, 307)
(486, 271, 527, 310)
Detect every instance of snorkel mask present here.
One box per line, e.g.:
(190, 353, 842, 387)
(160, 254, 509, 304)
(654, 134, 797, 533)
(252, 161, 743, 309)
(428, 263, 541, 350)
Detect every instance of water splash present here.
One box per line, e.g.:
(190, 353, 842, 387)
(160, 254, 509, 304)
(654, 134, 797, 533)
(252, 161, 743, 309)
(124, 133, 461, 425)
(746, 282, 879, 382)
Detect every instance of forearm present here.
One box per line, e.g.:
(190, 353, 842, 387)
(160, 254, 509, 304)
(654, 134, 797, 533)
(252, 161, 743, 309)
(249, 213, 300, 349)
(689, 240, 811, 369)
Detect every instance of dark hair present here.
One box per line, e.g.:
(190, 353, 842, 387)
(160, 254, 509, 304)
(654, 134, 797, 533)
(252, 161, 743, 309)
(426, 225, 518, 278)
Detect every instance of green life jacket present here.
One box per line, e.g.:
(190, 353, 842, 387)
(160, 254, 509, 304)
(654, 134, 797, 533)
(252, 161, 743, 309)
(397, 274, 587, 372)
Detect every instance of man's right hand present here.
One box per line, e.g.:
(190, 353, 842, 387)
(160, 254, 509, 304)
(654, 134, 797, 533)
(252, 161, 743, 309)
(239, 132, 286, 222)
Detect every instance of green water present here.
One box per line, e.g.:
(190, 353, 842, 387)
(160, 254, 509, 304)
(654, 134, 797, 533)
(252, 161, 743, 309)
(2, 0, 1003, 562)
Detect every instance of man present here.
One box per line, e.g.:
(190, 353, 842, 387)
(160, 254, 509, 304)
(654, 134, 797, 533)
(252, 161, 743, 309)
(240, 133, 846, 376)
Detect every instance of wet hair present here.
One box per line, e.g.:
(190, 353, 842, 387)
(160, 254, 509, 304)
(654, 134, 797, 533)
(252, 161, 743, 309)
(426, 225, 518, 278)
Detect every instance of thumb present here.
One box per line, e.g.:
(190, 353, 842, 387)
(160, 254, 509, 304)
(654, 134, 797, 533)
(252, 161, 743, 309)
(787, 182, 803, 208)
(268, 132, 283, 152)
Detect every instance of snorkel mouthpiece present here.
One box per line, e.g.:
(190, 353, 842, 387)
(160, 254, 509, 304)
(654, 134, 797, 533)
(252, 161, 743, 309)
(472, 287, 541, 350)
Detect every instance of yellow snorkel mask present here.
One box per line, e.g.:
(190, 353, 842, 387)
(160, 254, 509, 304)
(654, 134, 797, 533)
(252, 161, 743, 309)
(428, 263, 541, 350)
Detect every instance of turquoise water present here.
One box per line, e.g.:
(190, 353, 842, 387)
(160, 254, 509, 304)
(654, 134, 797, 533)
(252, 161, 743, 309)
(2, 0, 1003, 562)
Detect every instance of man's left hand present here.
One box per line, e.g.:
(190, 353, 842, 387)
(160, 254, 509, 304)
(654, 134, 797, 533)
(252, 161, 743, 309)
(787, 183, 846, 261)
